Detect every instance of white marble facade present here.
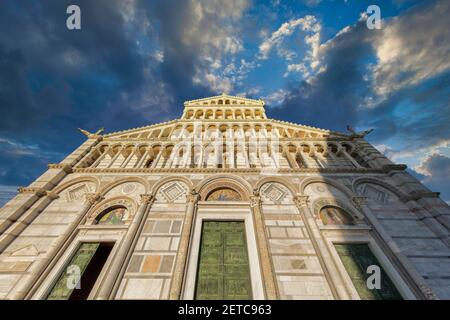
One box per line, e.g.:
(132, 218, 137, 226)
(0, 94, 449, 300)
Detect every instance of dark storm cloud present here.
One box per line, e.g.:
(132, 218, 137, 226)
(267, 19, 376, 132)
(0, 0, 251, 188)
(412, 153, 450, 202)
(142, 0, 250, 98)
(0, 0, 169, 186)
(366, 71, 450, 151)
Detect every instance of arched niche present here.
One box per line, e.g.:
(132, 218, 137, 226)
(197, 176, 251, 201)
(355, 181, 402, 205)
(319, 205, 354, 225)
(95, 205, 128, 225)
(205, 188, 242, 201)
(312, 197, 363, 224)
(87, 197, 136, 225)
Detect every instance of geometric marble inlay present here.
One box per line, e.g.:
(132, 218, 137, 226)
(262, 183, 286, 203)
(67, 184, 88, 202)
(160, 182, 185, 202)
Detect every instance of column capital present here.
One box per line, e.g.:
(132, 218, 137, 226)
(187, 190, 200, 203)
(250, 195, 261, 208)
(352, 196, 368, 209)
(139, 194, 154, 205)
(294, 194, 310, 207)
(45, 191, 60, 200)
(85, 192, 104, 205)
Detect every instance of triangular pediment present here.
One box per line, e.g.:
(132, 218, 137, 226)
(102, 94, 349, 139)
(104, 118, 347, 140)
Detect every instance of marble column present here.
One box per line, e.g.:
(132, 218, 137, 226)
(250, 191, 278, 300)
(169, 190, 200, 300)
(99, 194, 155, 299)
(293, 194, 352, 300)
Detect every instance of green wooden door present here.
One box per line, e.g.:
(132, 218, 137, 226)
(195, 221, 252, 300)
(47, 243, 100, 300)
(335, 244, 402, 300)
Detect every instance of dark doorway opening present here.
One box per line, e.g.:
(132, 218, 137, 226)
(69, 242, 114, 300)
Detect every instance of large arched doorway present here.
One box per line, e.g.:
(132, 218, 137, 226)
(183, 177, 264, 300)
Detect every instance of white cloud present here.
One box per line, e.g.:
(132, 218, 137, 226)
(284, 63, 309, 77)
(259, 15, 322, 79)
(258, 15, 321, 60)
(177, 0, 250, 93)
(262, 89, 289, 107)
(371, 1, 450, 96)
(152, 50, 164, 63)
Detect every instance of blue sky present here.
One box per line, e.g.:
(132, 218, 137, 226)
(0, 0, 449, 204)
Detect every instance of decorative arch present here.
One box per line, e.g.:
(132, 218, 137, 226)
(99, 176, 149, 196)
(352, 177, 407, 200)
(300, 177, 354, 198)
(319, 206, 353, 225)
(196, 175, 251, 201)
(255, 177, 298, 196)
(151, 176, 194, 196)
(312, 197, 364, 223)
(95, 205, 128, 225)
(52, 176, 100, 196)
(86, 196, 137, 225)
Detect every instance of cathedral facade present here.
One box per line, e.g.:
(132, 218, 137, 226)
(0, 94, 449, 300)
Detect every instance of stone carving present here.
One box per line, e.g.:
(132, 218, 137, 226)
(261, 183, 286, 204)
(87, 197, 135, 224)
(78, 127, 104, 139)
(294, 195, 309, 207)
(361, 184, 389, 204)
(67, 184, 88, 202)
(160, 182, 186, 202)
(139, 194, 154, 205)
(250, 195, 260, 208)
(85, 192, 104, 205)
(187, 190, 200, 203)
(352, 196, 368, 210)
(121, 183, 137, 195)
(346, 125, 374, 138)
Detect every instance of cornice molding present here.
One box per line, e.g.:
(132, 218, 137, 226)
(73, 167, 384, 174)
(401, 191, 441, 202)
(382, 164, 407, 171)
(47, 164, 73, 173)
(183, 93, 264, 107)
(17, 187, 47, 197)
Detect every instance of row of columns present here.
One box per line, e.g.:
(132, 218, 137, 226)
(80, 142, 366, 170)
(183, 108, 266, 120)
